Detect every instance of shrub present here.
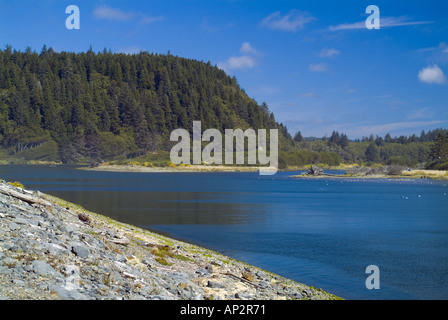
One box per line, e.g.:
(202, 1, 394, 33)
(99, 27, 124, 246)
(433, 162, 448, 171)
(8, 181, 24, 189)
(168, 161, 177, 168)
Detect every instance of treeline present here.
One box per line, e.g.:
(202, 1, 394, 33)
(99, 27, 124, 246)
(0, 46, 292, 164)
(290, 128, 448, 168)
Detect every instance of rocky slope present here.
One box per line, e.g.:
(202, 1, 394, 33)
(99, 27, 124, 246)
(0, 180, 341, 300)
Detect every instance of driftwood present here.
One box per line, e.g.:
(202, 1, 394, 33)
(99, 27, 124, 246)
(221, 272, 263, 289)
(0, 184, 52, 207)
(109, 237, 131, 246)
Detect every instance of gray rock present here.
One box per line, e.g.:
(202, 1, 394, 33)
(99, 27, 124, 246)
(43, 243, 68, 255)
(205, 264, 214, 273)
(168, 272, 191, 283)
(148, 295, 173, 300)
(290, 292, 303, 299)
(212, 260, 224, 267)
(207, 280, 225, 288)
(48, 285, 89, 300)
(8, 223, 18, 231)
(179, 285, 204, 300)
(62, 264, 80, 277)
(31, 260, 60, 277)
(258, 281, 270, 288)
(116, 254, 127, 263)
(2, 257, 17, 268)
(12, 279, 25, 287)
(1, 242, 14, 251)
(195, 268, 209, 276)
(142, 257, 155, 268)
(69, 231, 83, 241)
(235, 292, 253, 299)
(0, 266, 12, 274)
(40, 211, 49, 219)
(14, 217, 34, 226)
(71, 243, 90, 258)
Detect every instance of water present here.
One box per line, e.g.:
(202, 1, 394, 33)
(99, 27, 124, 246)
(1, 165, 447, 300)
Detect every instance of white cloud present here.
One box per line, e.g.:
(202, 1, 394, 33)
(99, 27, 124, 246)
(417, 42, 448, 65)
(406, 107, 434, 120)
(261, 10, 315, 32)
(218, 56, 256, 71)
(309, 63, 327, 72)
(329, 16, 433, 31)
(417, 42, 448, 53)
(218, 42, 261, 72)
(117, 46, 144, 55)
(319, 48, 340, 58)
(355, 121, 443, 137)
(418, 65, 446, 84)
(94, 5, 134, 21)
(240, 42, 259, 55)
(301, 92, 316, 98)
(94, 5, 163, 24)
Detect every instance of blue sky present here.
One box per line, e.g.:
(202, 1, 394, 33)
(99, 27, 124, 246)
(0, 0, 447, 139)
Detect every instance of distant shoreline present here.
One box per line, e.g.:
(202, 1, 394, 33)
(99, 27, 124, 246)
(291, 169, 448, 180)
(3, 162, 447, 180)
(82, 164, 267, 173)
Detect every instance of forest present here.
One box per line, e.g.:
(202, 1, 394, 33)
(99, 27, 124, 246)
(0, 45, 290, 165)
(287, 128, 448, 170)
(0, 46, 446, 170)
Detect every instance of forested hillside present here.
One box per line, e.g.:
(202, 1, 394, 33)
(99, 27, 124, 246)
(0, 46, 446, 169)
(0, 46, 292, 164)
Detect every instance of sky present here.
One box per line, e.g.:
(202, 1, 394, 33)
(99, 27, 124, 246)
(0, 0, 447, 139)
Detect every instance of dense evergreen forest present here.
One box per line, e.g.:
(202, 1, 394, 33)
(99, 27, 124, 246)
(0, 46, 291, 164)
(0, 46, 446, 169)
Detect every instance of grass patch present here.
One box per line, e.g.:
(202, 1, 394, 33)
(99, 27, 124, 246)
(155, 257, 172, 266)
(174, 254, 194, 262)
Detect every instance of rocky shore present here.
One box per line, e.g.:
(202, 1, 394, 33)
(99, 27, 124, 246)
(0, 180, 341, 301)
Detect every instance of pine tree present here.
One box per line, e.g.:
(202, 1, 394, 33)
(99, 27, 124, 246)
(429, 133, 448, 164)
(339, 133, 349, 149)
(293, 131, 304, 142)
(365, 142, 380, 162)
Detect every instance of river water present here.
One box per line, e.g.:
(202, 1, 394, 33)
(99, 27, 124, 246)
(1, 165, 447, 300)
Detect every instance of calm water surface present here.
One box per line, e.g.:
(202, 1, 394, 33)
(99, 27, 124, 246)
(1, 165, 447, 300)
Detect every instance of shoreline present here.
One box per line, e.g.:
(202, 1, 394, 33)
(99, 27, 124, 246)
(85, 164, 448, 180)
(0, 180, 341, 300)
(2, 162, 447, 180)
(81, 164, 278, 173)
(291, 169, 448, 180)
